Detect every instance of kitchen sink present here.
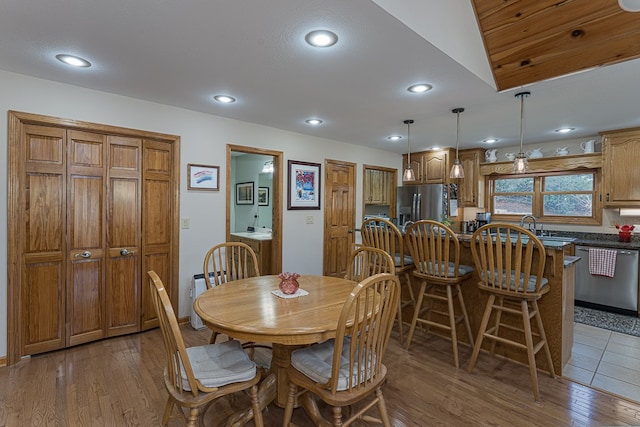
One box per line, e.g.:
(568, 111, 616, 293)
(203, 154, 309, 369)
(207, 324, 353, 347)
(537, 235, 577, 243)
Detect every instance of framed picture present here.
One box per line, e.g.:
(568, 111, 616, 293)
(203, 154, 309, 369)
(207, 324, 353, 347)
(288, 160, 321, 210)
(236, 182, 254, 205)
(258, 187, 269, 206)
(187, 163, 220, 191)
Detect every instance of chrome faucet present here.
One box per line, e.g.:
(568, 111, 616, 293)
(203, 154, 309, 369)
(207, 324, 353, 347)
(520, 215, 537, 233)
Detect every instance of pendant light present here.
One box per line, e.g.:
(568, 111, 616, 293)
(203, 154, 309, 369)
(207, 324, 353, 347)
(449, 108, 465, 179)
(513, 91, 531, 174)
(403, 119, 416, 182)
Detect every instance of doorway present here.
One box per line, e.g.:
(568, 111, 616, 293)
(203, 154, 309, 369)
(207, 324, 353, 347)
(226, 145, 283, 274)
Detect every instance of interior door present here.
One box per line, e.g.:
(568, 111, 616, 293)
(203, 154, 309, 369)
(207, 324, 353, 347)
(67, 130, 107, 347)
(323, 159, 356, 277)
(106, 136, 141, 336)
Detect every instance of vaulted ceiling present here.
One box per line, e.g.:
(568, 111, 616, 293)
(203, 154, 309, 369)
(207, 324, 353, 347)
(1, 0, 639, 154)
(472, 0, 640, 91)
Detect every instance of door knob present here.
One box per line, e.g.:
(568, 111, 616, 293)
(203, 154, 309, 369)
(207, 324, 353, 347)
(120, 248, 135, 256)
(74, 251, 92, 259)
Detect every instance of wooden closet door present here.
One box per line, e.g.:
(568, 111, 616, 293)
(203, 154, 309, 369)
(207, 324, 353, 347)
(106, 136, 141, 336)
(20, 124, 67, 355)
(67, 130, 106, 347)
(141, 139, 175, 330)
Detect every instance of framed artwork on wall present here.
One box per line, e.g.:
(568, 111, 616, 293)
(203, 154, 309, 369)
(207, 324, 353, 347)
(236, 182, 254, 205)
(187, 163, 220, 191)
(287, 160, 321, 210)
(258, 187, 269, 206)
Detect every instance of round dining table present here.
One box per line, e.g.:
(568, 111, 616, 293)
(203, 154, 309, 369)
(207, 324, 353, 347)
(193, 274, 357, 426)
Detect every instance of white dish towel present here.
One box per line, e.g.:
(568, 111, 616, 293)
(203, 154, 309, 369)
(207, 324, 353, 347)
(588, 248, 617, 278)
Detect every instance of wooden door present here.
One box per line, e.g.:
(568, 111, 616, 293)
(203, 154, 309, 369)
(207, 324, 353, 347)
(141, 139, 176, 330)
(20, 124, 67, 355)
(323, 160, 356, 277)
(67, 130, 107, 347)
(106, 136, 141, 336)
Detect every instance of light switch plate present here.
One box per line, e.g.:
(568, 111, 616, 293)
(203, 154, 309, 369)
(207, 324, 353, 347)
(306, 215, 314, 224)
(181, 218, 191, 229)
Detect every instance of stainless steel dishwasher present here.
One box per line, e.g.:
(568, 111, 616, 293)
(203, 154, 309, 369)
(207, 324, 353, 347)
(575, 245, 639, 314)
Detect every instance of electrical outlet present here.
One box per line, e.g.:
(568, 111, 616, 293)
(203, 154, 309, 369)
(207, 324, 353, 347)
(306, 215, 314, 224)
(181, 218, 191, 229)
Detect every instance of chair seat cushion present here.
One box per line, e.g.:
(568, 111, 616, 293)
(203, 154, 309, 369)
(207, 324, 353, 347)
(291, 337, 376, 391)
(182, 339, 257, 390)
(394, 254, 414, 267)
(480, 270, 548, 292)
(417, 261, 473, 277)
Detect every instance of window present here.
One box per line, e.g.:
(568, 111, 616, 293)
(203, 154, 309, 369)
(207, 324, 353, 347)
(488, 170, 600, 224)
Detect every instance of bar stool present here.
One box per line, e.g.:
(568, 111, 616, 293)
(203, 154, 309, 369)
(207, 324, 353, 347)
(360, 217, 416, 344)
(467, 223, 556, 402)
(403, 220, 474, 368)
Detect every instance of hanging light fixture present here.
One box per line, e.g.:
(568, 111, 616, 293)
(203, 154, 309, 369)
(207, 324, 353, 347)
(513, 91, 531, 174)
(449, 108, 465, 179)
(403, 119, 416, 182)
(261, 160, 274, 173)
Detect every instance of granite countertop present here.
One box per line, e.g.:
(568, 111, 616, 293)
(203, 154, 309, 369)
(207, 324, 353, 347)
(458, 231, 640, 251)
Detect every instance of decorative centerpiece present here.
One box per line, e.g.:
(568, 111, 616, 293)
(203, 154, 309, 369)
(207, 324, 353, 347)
(616, 223, 635, 242)
(278, 272, 300, 294)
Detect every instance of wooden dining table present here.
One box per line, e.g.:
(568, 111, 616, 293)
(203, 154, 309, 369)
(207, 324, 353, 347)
(193, 274, 357, 426)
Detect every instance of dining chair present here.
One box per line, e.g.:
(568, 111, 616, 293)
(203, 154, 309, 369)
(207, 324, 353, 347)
(282, 273, 400, 427)
(467, 223, 556, 402)
(344, 246, 395, 282)
(403, 220, 475, 368)
(203, 241, 260, 289)
(360, 217, 416, 344)
(147, 270, 264, 427)
(203, 241, 261, 345)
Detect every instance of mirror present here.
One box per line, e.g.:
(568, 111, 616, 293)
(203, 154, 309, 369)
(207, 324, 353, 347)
(231, 153, 274, 232)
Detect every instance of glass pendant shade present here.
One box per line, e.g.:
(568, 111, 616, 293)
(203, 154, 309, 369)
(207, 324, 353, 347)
(449, 108, 465, 179)
(262, 161, 274, 173)
(450, 158, 464, 179)
(403, 119, 416, 182)
(513, 92, 531, 174)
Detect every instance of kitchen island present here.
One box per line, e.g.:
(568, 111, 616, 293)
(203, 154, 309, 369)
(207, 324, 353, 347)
(421, 235, 578, 375)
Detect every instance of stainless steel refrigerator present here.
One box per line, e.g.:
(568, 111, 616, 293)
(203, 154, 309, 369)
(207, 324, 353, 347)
(396, 184, 446, 228)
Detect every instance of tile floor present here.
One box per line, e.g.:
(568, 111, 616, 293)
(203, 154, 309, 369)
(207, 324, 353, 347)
(563, 322, 640, 402)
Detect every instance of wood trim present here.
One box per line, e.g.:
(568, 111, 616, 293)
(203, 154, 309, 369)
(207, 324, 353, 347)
(480, 153, 602, 176)
(226, 144, 283, 275)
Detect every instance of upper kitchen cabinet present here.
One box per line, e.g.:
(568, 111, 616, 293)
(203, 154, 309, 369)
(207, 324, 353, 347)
(402, 150, 449, 185)
(602, 127, 640, 207)
(364, 166, 395, 205)
(456, 149, 484, 208)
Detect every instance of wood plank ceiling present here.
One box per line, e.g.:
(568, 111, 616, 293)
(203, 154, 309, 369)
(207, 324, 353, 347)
(471, 0, 640, 91)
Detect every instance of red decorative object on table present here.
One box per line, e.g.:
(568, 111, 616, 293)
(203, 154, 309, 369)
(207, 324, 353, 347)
(278, 272, 300, 294)
(616, 223, 635, 242)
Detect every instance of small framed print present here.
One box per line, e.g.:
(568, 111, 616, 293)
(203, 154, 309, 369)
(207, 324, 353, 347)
(288, 160, 321, 210)
(258, 187, 269, 206)
(187, 164, 220, 191)
(236, 182, 254, 205)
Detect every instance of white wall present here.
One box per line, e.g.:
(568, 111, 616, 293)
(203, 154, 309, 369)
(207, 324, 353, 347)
(0, 70, 402, 358)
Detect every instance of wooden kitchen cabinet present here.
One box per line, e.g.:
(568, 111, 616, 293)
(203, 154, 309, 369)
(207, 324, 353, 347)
(456, 148, 484, 208)
(364, 167, 395, 205)
(602, 127, 640, 207)
(402, 150, 449, 184)
(230, 235, 272, 275)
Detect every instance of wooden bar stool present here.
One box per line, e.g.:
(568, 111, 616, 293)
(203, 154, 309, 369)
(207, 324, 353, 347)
(360, 217, 416, 344)
(403, 220, 474, 368)
(467, 223, 556, 402)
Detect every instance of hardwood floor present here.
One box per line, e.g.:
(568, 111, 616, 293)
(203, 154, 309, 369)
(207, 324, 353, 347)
(2, 324, 640, 426)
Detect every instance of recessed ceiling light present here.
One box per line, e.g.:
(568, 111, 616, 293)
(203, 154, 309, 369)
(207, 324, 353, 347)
(305, 119, 323, 125)
(483, 138, 498, 143)
(388, 135, 402, 141)
(213, 95, 236, 104)
(555, 127, 575, 133)
(305, 30, 338, 48)
(56, 54, 91, 68)
(407, 84, 433, 94)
